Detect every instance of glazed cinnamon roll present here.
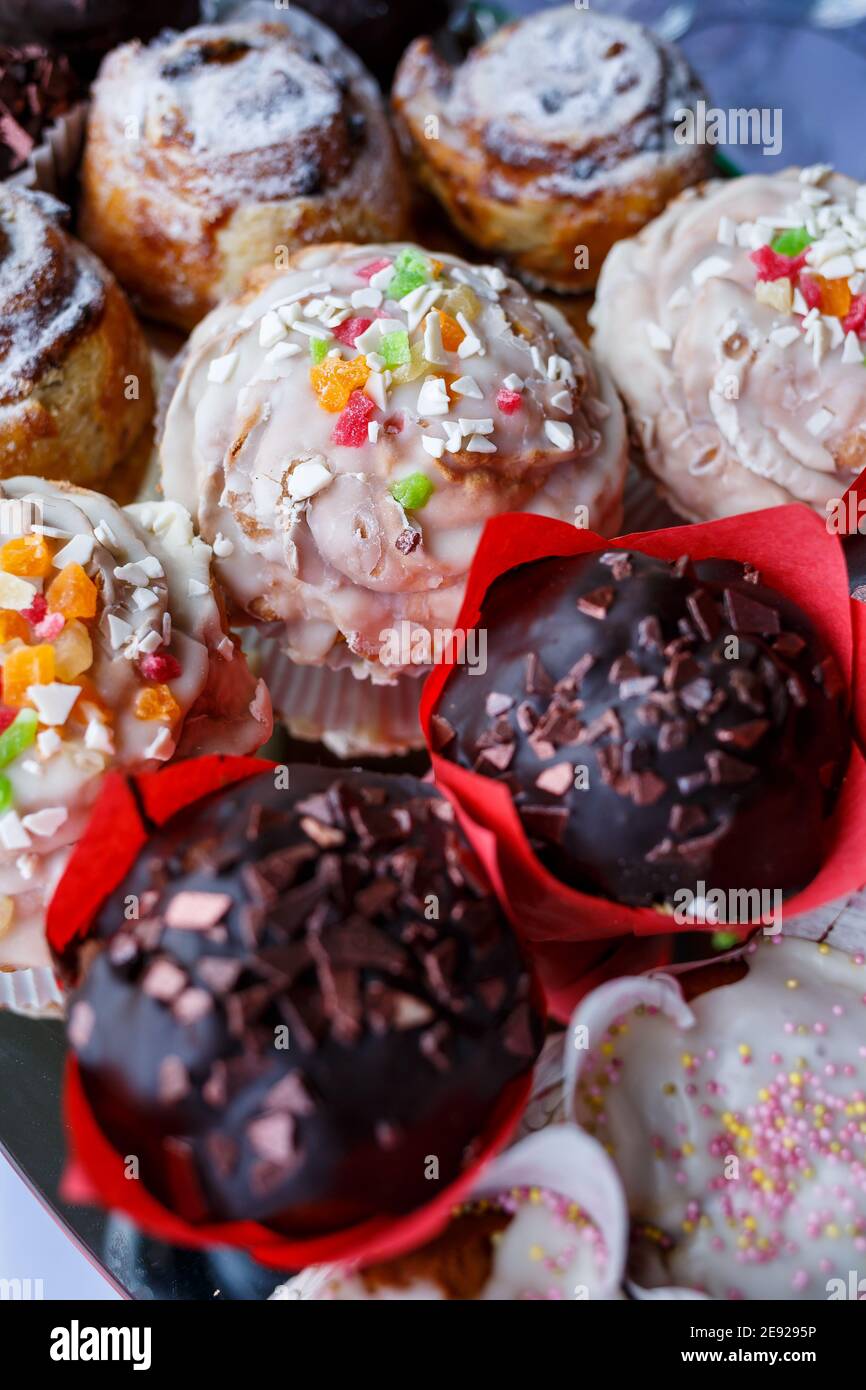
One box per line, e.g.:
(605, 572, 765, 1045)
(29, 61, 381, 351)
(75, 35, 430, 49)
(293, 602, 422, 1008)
(392, 5, 711, 294)
(78, 14, 411, 331)
(591, 166, 866, 522)
(0, 186, 153, 489)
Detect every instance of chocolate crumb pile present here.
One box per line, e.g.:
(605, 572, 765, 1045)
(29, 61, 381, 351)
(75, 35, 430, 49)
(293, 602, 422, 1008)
(67, 767, 540, 1234)
(433, 550, 850, 906)
(0, 43, 78, 177)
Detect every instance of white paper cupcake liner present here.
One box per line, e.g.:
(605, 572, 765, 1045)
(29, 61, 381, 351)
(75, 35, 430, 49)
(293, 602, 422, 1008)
(247, 631, 425, 758)
(8, 101, 88, 200)
(0, 965, 64, 1019)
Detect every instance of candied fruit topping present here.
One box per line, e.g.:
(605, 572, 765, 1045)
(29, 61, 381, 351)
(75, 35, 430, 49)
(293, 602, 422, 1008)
(52, 619, 93, 681)
(771, 227, 813, 258)
(390, 473, 434, 510)
(333, 390, 375, 447)
(380, 329, 411, 369)
(749, 245, 808, 282)
(3, 644, 55, 707)
(46, 563, 98, 620)
(496, 387, 523, 414)
(139, 652, 181, 682)
(439, 312, 465, 353)
(843, 294, 866, 339)
(35, 612, 65, 641)
(356, 258, 391, 282)
(333, 316, 373, 348)
(0, 534, 52, 577)
(309, 354, 370, 412)
(309, 337, 329, 365)
(811, 274, 852, 319)
(135, 684, 181, 722)
(390, 340, 430, 386)
(0, 709, 37, 766)
(387, 248, 430, 302)
(21, 593, 47, 626)
(0, 772, 12, 815)
(442, 285, 481, 322)
(0, 611, 29, 644)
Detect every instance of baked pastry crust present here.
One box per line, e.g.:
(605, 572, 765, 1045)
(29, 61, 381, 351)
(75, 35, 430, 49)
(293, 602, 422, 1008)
(0, 186, 153, 489)
(392, 5, 710, 294)
(78, 15, 411, 331)
(591, 167, 866, 522)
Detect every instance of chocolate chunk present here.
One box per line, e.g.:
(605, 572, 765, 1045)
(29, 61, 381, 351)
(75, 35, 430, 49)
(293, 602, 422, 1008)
(576, 586, 615, 620)
(705, 751, 757, 785)
(723, 588, 781, 635)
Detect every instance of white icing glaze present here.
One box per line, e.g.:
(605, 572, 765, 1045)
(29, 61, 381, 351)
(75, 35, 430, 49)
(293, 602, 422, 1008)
(0, 480, 270, 972)
(591, 167, 866, 522)
(570, 938, 866, 1299)
(161, 242, 628, 677)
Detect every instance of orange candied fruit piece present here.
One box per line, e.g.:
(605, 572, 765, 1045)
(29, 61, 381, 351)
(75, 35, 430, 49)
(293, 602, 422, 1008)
(0, 611, 29, 644)
(439, 311, 465, 353)
(69, 675, 113, 726)
(46, 562, 98, 620)
(309, 354, 370, 412)
(813, 274, 852, 319)
(135, 684, 181, 723)
(2, 643, 55, 707)
(0, 534, 53, 578)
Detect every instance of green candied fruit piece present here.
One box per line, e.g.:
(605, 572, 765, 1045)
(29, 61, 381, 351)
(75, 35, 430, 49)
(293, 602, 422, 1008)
(0, 709, 37, 769)
(771, 226, 813, 258)
(0, 773, 12, 815)
(711, 930, 741, 952)
(381, 329, 411, 368)
(387, 248, 430, 301)
(309, 336, 329, 365)
(390, 472, 434, 511)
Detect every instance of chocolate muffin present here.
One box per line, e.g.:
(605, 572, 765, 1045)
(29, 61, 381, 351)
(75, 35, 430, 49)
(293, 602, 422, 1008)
(433, 550, 850, 907)
(66, 767, 541, 1234)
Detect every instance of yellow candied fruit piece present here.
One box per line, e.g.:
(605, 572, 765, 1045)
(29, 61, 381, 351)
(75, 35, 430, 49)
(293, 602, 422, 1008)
(135, 684, 181, 723)
(0, 534, 53, 578)
(814, 274, 852, 319)
(442, 284, 481, 322)
(2, 643, 55, 707)
(52, 619, 93, 681)
(439, 311, 465, 353)
(47, 563, 98, 620)
(0, 610, 29, 644)
(390, 340, 430, 386)
(309, 354, 370, 412)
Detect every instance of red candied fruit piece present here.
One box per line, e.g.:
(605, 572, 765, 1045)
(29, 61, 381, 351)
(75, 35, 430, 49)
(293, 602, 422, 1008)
(332, 389, 375, 447)
(843, 293, 866, 339)
(496, 388, 523, 415)
(139, 652, 182, 682)
(356, 258, 391, 282)
(799, 274, 823, 311)
(332, 316, 373, 348)
(0, 707, 16, 734)
(21, 593, 47, 625)
(749, 246, 809, 282)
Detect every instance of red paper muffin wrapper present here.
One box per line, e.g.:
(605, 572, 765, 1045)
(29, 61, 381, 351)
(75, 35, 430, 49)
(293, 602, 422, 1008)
(47, 754, 539, 1270)
(420, 506, 866, 982)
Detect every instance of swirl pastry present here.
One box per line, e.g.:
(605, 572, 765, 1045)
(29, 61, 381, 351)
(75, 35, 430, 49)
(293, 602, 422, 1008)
(392, 6, 710, 294)
(591, 166, 866, 522)
(571, 937, 866, 1299)
(78, 15, 411, 332)
(159, 241, 628, 689)
(0, 478, 271, 972)
(0, 185, 153, 489)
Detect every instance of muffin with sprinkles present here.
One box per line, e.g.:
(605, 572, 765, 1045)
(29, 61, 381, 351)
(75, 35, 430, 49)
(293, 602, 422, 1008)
(0, 477, 270, 972)
(159, 241, 628, 753)
(591, 166, 866, 524)
(570, 935, 866, 1299)
(65, 767, 542, 1235)
(431, 547, 850, 910)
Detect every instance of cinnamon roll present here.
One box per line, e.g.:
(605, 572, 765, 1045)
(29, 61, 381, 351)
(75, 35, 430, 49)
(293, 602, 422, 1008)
(159, 241, 628, 700)
(392, 5, 711, 294)
(0, 185, 153, 489)
(590, 166, 866, 522)
(78, 15, 411, 332)
(0, 477, 271, 972)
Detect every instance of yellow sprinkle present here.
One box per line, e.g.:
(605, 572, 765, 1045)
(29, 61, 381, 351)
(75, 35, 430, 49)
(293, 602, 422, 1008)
(789, 1072, 802, 1087)
(825, 1224, 840, 1239)
(786, 978, 799, 989)
(682, 1142, 695, 1156)
(738, 1044, 751, 1057)
(529, 1244, 544, 1262)
(663, 1082, 676, 1096)
(818, 943, 830, 955)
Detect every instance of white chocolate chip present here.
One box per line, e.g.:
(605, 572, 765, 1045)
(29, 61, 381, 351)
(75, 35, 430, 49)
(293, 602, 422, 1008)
(416, 376, 450, 416)
(422, 435, 445, 459)
(259, 311, 287, 349)
(0, 811, 30, 850)
(544, 419, 575, 450)
(22, 807, 68, 838)
(53, 535, 94, 568)
(288, 461, 333, 500)
(450, 376, 482, 399)
(207, 351, 238, 384)
(27, 683, 81, 726)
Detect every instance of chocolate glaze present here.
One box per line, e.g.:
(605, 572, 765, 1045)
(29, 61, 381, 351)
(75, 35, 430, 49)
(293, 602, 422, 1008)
(67, 767, 541, 1234)
(435, 550, 850, 907)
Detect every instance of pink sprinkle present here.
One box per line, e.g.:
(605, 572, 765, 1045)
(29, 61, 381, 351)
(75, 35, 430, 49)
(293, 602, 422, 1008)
(139, 652, 182, 682)
(792, 1269, 809, 1292)
(333, 316, 373, 347)
(356, 258, 392, 282)
(496, 387, 523, 415)
(34, 611, 64, 640)
(22, 593, 47, 625)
